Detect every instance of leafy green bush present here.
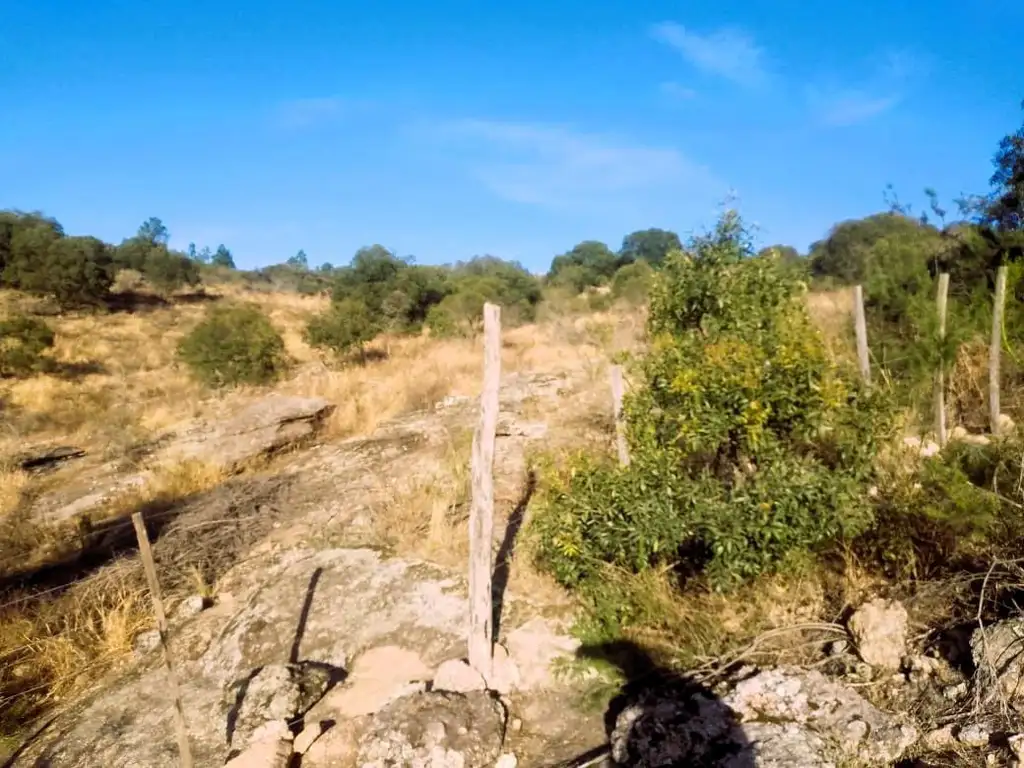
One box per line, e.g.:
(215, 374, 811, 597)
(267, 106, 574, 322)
(142, 249, 201, 293)
(0, 316, 55, 377)
(532, 211, 896, 596)
(4, 230, 114, 308)
(610, 260, 655, 304)
(304, 298, 380, 360)
(177, 305, 288, 387)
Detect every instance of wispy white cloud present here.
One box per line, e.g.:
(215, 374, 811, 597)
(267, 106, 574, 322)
(806, 48, 925, 127)
(273, 96, 348, 129)
(810, 90, 900, 127)
(650, 22, 767, 87)
(428, 118, 724, 215)
(659, 81, 698, 100)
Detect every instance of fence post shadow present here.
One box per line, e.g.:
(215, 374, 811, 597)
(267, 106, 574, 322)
(491, 470, 536, 640)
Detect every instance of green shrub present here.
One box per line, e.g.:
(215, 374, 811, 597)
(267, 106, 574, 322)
(304, 298, 380, 360)
(611, 260, 655, 304)
(177, 305, 288, 387)
(857, 437, 1024, 579)
(0, 316, 55, 377)
(5, 234, 114, 308)
(532, 211, 897, 597)
(142, 249, 201, 294)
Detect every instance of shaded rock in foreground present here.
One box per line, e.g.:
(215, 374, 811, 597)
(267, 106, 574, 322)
(723, 667, 918, 765)
(356, 691, 506, 768)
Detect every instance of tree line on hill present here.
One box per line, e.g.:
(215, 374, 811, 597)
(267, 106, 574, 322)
(2, 103, 1023, 378)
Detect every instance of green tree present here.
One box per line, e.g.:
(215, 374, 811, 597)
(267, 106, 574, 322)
(532, 211, 894, 593)
(137, 217, 169, 245)
(808, 213, 942, 284)
(8, 235, 114, 307)
(988, 103, 1024, 233)
(287, 249, 309, 269)
(178, 304, 288, 387)
(618, 228, 682, 267)
(212, 244, 235, 269)
(548, 241, 618, 290)
(305, 298, 380, 361)
(144, 249, 201, 294)
(611, 260, 655, 304)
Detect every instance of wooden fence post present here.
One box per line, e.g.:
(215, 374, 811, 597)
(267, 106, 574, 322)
(853, 285, 871, 385)
(935, 273, 950, 447)
(990, 264, 1009, 434)
(468, 303, 501, 683)
(610, 365, 630, 466)
(131, 512, 194, 768)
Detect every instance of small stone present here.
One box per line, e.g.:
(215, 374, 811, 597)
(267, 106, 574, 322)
(510, 718, 522, 732)
(133, 629, 160, 656)
(495, 754, 518, 768)
(174, 594, 208, 621)
(433, 659, 487, 693)
(827, 639, 849, 657)
(488, 645, 521, 695)
(1009, 733, 1024, 763)
(943, 682, 968, 700)
(293, 722, 323, 755)
(854, 662, 875, 681)
(843, 720, 869, 749)
(957, 723, 991, 747)
(923, 725, 956, 750)
(848, 598, 909, 670)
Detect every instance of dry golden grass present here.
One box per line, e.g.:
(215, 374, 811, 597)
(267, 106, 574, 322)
(0, 284, 642, 745)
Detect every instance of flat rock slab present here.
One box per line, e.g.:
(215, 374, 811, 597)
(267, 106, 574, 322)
(31, 395, 334, 524)
(156, 395, 335, 470)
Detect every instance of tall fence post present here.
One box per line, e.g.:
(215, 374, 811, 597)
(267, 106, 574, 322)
(131, 512, 194, 768)
(853, 285, 871, 385)
(610, 365, 631, 466)
(935, 273, 950, 447)
(468, 303, 501, 684)
(990, 264, 1009, 434)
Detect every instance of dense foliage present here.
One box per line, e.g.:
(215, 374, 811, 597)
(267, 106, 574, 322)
(177, 304, 288, 387)
(305, 298, 379, 360)
(0, 315, 55, 377)
(532, 212, 896, 597)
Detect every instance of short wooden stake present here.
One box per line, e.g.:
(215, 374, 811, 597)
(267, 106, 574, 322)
(853, 285, 871, 385)
(990, 265, 1008, 434)
(131, 512, 194, 768)
(935, 273, 950, 447)
(610, 365, 630, 466)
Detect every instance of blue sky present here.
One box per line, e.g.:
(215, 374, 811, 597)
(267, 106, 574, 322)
(2, 0, 1021, 272)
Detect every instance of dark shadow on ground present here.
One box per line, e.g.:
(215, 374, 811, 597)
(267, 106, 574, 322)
(104, 290, 218, 314)
(224, 565, 346, 760)
(569, 640, 755, 768)
(492, 469, 536, 639)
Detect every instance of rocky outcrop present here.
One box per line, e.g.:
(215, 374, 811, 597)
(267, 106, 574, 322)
(157, 395, 335, 470)
(356, 691, 506, 768)
(33, 395, 335, 523)
(723, 667, 918, 765)
(609, 667, 918, 767)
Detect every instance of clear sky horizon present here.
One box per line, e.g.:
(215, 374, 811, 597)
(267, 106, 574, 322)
(2, 1, 1021, 272)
